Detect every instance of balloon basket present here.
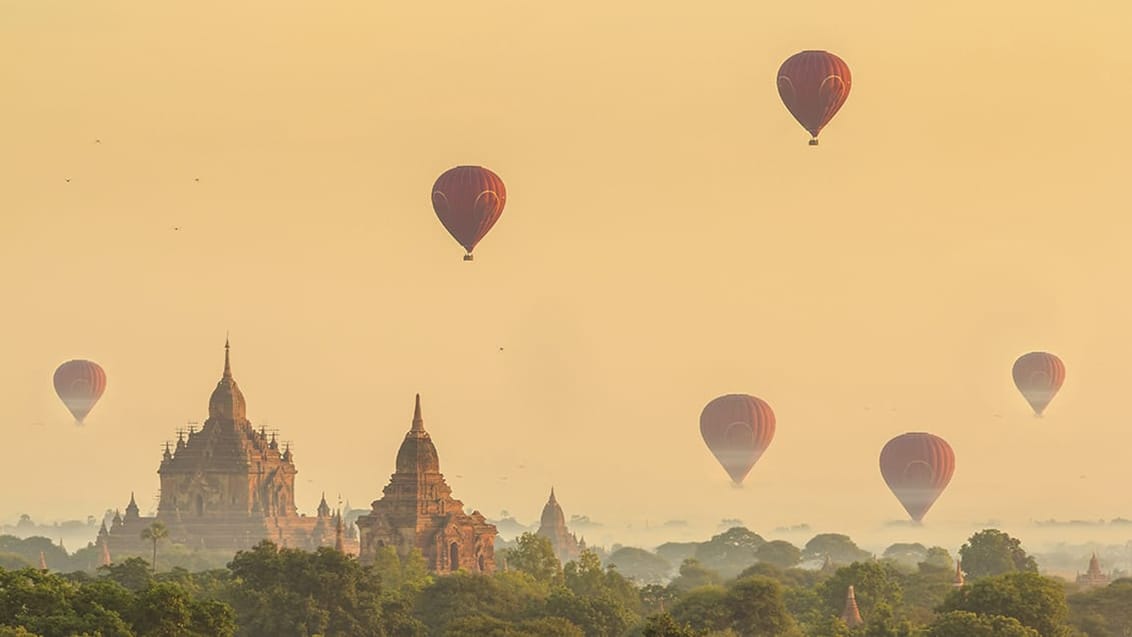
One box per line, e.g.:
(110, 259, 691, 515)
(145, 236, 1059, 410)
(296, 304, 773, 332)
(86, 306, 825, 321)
(808, 139, 819, 146)
(463, 254, 474, 262)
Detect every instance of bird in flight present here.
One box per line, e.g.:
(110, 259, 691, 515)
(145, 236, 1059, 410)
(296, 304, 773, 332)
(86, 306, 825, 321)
(172, 227, 181, 231)
(65, 178, 71, 183)
(94, 139, 101, 144)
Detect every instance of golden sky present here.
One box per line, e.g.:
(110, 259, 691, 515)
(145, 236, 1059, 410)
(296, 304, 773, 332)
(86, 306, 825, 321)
(2, 1, 1130, 548)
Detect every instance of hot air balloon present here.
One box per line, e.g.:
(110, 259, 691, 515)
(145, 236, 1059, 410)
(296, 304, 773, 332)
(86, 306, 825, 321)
(700, 394, 776, 486)
(879, 433, 955, 523)
(1012, 352, 1064, 417)
(431, 166, 507, 261)
(53, 359, 106, 424)
(776, 50, 852, 145)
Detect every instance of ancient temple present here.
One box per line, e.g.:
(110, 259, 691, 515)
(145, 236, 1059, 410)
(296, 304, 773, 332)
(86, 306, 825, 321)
(355, 395, 497, 574)
(100, 341, 359, 556)
(820, 554, 837, 575)
(952, 560, 965, 588)
(1076, 553, 1111, 589)
(840, 585, 863, 627)
(536, 488, 584, 564)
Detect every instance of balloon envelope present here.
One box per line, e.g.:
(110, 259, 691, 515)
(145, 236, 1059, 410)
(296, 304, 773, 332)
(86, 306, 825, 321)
(431, 166, 507, 260)
(700, 394, 776, 485)
(1012, 352, 1065, 416)
(879, 432, 955, 523)
(53, 359, 106, 424)
(776, 50, 852, 143)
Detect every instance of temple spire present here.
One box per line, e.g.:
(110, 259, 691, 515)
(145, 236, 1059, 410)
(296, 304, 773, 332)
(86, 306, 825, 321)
(125, 492, 140, 521)
(841, 585, 863, 627)
(223, 336, 232, 379)
(334, 510, 345, 552)
(953, 560, 965, 588)
(411, 394, 425, 432)
(39, 551, 47, 571)
(549, 487, 557, 503)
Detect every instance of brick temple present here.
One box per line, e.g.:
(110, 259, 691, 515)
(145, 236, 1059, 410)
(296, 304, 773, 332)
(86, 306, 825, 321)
(355, 395, 498, 573)
(99, 341, 357, 556)
(536, 488, 584, 564)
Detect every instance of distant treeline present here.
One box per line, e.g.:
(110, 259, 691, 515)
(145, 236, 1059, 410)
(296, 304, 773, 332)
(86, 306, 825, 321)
(1, 528, 1131, 636)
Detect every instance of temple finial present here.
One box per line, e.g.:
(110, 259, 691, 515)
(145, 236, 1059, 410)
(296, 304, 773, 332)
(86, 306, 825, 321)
(223, 336, 232, 378)
(334, 509, 345, 552)
(411, 394, 424, 432)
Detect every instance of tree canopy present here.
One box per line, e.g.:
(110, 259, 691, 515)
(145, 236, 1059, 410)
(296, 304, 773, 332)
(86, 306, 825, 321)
(0, 528, 1097, 637)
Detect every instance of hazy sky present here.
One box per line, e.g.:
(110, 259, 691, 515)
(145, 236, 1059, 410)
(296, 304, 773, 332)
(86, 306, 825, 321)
(2, 1, 1131, 545)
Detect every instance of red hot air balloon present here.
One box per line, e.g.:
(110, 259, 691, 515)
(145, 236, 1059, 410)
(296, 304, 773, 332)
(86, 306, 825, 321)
(1012, 352, 1065, 417)
(879, 433, 955, 524)
(700, 394, 776, 486)
(431, 166, 507, 261)
(53, 359, 107, 424)
(776, 51, 852, 146)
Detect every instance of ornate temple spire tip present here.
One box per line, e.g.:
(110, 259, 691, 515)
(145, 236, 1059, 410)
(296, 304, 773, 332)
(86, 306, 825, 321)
(411, 394, 424, 431)
(223, 336, 232, 378)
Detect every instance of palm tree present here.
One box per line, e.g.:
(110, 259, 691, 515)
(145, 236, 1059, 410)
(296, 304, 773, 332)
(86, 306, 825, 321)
(140, 521, 168, 573)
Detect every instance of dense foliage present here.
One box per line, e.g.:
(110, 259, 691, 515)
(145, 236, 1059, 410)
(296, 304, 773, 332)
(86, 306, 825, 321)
(0, 529, 1128, 636)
